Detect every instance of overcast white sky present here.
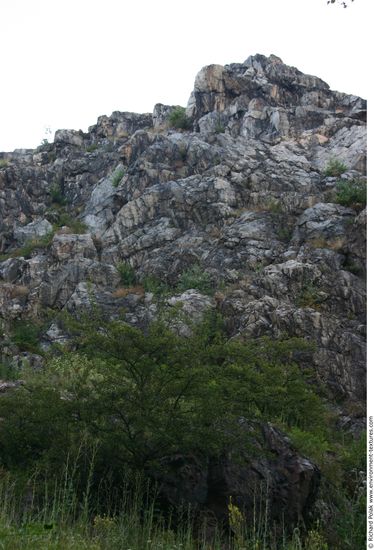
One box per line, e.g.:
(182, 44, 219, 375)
(0, 0, 370, 151)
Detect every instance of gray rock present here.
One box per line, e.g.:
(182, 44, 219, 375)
(14, 218, 53, 244)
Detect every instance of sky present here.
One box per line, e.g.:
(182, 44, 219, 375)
(0, 0, 371, 151)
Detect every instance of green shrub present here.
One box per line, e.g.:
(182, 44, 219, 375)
(324, 158, 348, 177)
(176, 264, 213, 294)
(10, 320, 42, 353)
(142, 274, 170, 296)
(50, 182, 66, 205)
(267, 199, 283, 214)
(277, 226, 293, 242)
(111, 167, 125, 187)
(335, 179, 366, 209)
(86, 143, 98, 152)
(0, 158, 9, 168)
(168, 106, 192, 130)
(342, 256, 363, 276)
(117, 262, 137, 286)
(53, 212, 87, 234)
(214, 115, 225, 134)
(296, 280, 326, 309)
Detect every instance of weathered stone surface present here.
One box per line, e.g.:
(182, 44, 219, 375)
(14, 218, 53, 244)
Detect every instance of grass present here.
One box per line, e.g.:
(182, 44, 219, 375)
(114, 264, 213, 298)
(276, 226, 293, 242)
(0, 159, 9, 168)
(116, 262, 137, 287)
(296, 280, 326, 309)
(267, 199, 284, 214)
(176, 264, 213, 295)
(324, 158, 348, 177)
(0, 467, 333, 550)
(85, 144, 98, 153)
(0, 231, 55, 261)
(52, 212, 87, 234)
(50, 183, 67, 206)
(111, 167, 125, 188)
(335, 179, 366, 210)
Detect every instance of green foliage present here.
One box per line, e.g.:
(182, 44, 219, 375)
(335, 178, 366, 209)
(276, 226, 293, 242)
(0, 158, 9, 168)
(10, 320, 43, 353)
(142, 274, 170, 296)
(116, 262, 136, 286)
(11, 231, 55, 260)
(0, 467, 334, 550)
(176, 264, 213, 294)
(168, 107, 192, 130)
(324, 158, 348, 177)
(86, 143, 98, 152)
(0, 309, 364, 549)
(111, 167, 125, 187)
(342, 256, 363, 276)
(215, 122, 225, 134)
(267, 199, 283, 214)
(0, 313, 323, 475)
(49, 182, 66, 206)
(53, 212, 87, 234)
(296, 280, 326, 309)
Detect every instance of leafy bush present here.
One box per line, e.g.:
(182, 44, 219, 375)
(176, 264, 213, 294)
(335, 179, 366, 209)
(324, 158, 348, 177)
(0, 158, 9, 168)
(111, 167, 125, 187)
(117, 262, 136, 286)
(168, 107, 192, 130)
(0, 313, 323, 473)
(10, 320, 43, 353)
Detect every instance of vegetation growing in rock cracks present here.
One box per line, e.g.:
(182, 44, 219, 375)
(116, 263, 214, 297)
(335, 178, 366, 210)
(0, 309, 365, 548)
(324, 158, 348, 177)
(0, 230, 56, 261)
(168, 106, 193, 130)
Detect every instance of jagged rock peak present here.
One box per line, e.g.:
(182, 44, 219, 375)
(186, 53, 366, 142)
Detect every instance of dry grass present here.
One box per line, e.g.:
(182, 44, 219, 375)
(9, 285, 29, 298)
(112, 286, 145, 299)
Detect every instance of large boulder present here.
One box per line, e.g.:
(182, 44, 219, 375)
(153, 422, 320, 530)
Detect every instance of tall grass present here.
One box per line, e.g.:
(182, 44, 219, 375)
(0, 463, 331, 550)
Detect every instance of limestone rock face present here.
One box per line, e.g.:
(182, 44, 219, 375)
(0, 53, 366, 521)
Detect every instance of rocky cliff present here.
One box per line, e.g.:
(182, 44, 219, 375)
(0, 54, 366, 524)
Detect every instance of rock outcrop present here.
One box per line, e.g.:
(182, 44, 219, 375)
(0, 54, 366, 523)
